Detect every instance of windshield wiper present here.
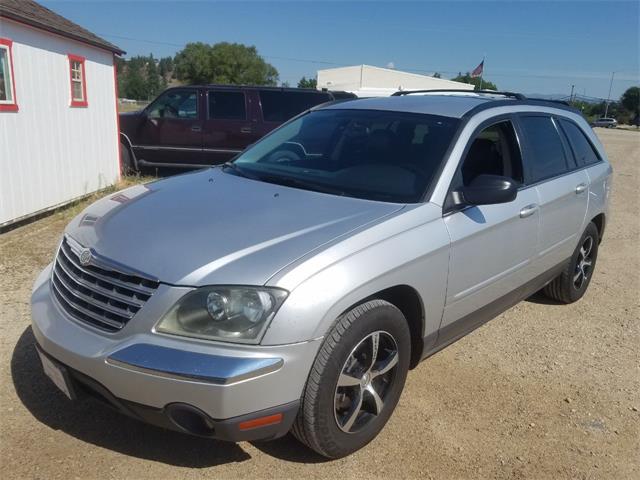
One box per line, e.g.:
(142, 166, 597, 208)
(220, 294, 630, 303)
(255, 173, 347, 197)
(221, 162, 260, 180)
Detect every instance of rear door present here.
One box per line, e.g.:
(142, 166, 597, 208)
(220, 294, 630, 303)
(517, 115, 589, 273)
(202, 89, 260, 165)
(135, 88, 203, 166)
(255, 89, 333, 138)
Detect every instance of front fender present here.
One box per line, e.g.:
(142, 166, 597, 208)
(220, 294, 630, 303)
(261, 204, 450, 345)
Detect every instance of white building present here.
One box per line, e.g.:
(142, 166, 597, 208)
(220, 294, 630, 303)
(0, 0, 124, 228)
(317, 64, 474, 97)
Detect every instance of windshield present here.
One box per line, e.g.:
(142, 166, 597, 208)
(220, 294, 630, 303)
(230, 109, 459, 203)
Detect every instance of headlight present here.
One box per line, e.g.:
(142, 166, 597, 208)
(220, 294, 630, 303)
(156, 286, 288, 344)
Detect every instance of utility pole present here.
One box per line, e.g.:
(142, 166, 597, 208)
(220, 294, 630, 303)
(604, 71, 615, 118)
(570, 84, 575, 105)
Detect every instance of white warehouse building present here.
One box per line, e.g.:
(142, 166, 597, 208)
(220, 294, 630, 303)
(0, 0, 124, 228)
(317, 64, 474, 97)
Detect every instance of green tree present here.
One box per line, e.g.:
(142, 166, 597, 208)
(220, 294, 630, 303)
(145, 54, 161, 99)
(174, 42, 212, 84)
(620, 86, 640, 125)
(158, 56, 174, 79)
(298, 76, 317, 89)
(122, 56, 148, 99)
(175, 42, 278, 85)
(451, 72, 498, 91)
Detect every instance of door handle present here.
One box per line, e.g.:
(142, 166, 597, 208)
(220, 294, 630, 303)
(240, 126, 253, 134)
(575, 183, 587, 194)
(190, 125, 202, 133)
(519, 204, 538, 218)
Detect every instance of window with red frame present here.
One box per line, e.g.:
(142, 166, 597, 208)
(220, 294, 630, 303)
(68, 54, 87, 107)
(0, 38, 18, 111)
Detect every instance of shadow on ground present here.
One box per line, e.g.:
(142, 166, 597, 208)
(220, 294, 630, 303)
(526, 291, 565, 306)
(11, 326, 327, 467)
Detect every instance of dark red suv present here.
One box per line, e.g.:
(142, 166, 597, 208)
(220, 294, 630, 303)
(118, 86, 348, 171)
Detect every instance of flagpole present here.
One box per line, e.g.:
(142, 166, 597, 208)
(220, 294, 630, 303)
(479, 55, 485, 90)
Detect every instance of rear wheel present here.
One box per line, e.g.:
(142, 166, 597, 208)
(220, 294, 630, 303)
(120, 142, 136, 175)
(292, 300, 411, 458)
(543, 222, 599, 303)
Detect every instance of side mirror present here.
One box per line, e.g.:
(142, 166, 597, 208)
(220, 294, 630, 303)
(456, 174, 518, 206)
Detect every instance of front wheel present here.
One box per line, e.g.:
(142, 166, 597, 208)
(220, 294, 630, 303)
(543, 222, 600, 303)
(292, 300, 411, 458)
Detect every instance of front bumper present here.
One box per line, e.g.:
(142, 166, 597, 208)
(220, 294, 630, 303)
(31, 264, 322, 439)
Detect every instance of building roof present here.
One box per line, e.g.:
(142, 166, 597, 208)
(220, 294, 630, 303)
(317, 64, 474, 95)
(0, 0, 124, 54)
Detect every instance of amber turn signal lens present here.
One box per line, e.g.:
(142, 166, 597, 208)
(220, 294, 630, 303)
(238, 413, 283, 431)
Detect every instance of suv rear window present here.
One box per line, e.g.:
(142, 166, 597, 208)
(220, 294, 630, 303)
(519, 116, 569, 183)
(260, 90, 332, 122)
(208, 91, 246, 120)
(558, 119, 601, 167)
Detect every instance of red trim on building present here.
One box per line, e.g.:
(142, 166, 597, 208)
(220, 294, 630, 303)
(0, 37, 19, 112)
(113, 54, 122, 179)
(67, 53, 88, 107)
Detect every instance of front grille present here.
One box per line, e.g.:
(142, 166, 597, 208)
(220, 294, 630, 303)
(51, 237, 159, 332)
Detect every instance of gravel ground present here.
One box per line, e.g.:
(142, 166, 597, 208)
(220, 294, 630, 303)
(1, 128, 638, 479)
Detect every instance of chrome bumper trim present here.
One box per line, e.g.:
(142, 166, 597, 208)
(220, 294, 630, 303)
(106, 343, 283, 385)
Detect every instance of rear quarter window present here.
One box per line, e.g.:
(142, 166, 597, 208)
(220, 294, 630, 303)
(558, 119, 601, 167)
(519, 115, 569, 183)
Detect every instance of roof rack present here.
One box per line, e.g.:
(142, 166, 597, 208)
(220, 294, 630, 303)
(391, 89, 527, 100)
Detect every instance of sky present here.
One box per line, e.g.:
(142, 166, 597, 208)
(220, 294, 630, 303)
(41, 0, 639, 99)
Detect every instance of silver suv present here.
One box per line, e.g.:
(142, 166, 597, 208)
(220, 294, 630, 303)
(31, 91, 611, 458)
(591, 117, 618, 128)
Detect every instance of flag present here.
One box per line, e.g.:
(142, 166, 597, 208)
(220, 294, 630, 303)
(471, 60, 484, 78)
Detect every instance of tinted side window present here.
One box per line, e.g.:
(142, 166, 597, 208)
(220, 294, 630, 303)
(148, 90, 198, 119)
(519, 116, 568, 183)
(460, 121, 523, 187)
(559, 119, 601, 167)
(208, 91, 246, 120)
(259, 90, 331, 122)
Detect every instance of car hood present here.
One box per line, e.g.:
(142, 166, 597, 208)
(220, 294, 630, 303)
(66, 169, 404, 286)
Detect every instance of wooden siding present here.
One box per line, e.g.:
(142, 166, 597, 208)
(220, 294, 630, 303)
(0, 19, 119, 226)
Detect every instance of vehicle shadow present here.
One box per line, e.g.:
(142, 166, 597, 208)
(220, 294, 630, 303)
(526, 291, 565, 306)
(250, 434, 329, 464)
(11, 327, 252, 468)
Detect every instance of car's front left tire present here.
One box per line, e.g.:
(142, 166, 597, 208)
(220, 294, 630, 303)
(291, 299, 411, 458)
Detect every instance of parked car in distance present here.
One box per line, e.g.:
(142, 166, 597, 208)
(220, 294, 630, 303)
(591, 117, 618, 128)
(32, 91, 611, 458)
(118, 86, 353, 172)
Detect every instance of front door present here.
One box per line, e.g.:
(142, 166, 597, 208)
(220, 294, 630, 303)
(135, 88, 203, 166)
(442, 119, 539, 334)
(202, 89, 260, 165)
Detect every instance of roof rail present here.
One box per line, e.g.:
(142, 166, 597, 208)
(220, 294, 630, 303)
(392, 89, 527, 100)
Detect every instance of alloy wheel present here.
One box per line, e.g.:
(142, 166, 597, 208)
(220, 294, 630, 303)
(334, 331, 399, 433)
(574, 236, 594, 290)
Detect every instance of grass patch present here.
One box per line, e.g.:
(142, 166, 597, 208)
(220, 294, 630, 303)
(54, 174, 156, 222)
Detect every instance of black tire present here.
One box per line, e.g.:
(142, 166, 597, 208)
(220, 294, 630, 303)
(292, 299, 411, 458)
(120, 142, 136, 175)
(543, 222, 599, 304)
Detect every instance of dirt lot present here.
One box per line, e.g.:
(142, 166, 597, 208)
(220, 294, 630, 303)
(1, 128, 638, 479)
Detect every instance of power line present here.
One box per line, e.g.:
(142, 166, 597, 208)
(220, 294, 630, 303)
(100, 32, 638, 82)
